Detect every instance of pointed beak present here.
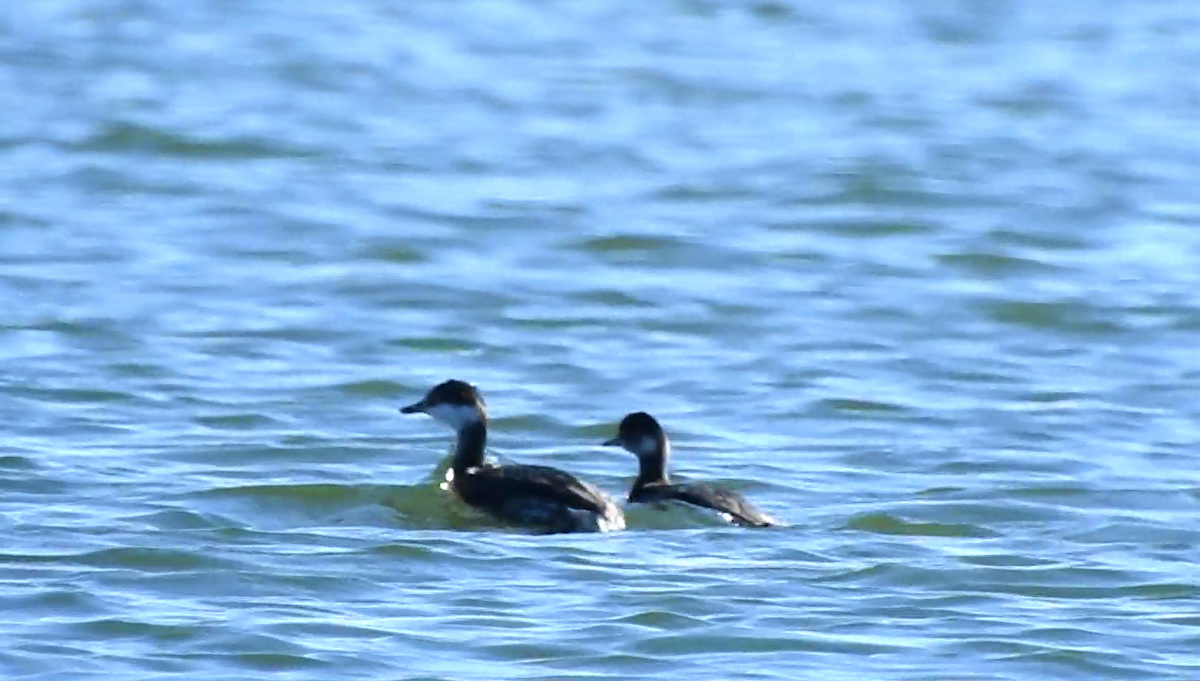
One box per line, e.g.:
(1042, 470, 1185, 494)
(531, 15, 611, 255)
(602, 435, 622, 447)
(399, 400, 426, 414)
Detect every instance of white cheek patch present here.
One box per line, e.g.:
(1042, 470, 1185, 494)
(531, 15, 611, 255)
(425, 403, 481, 431)
(635, 435, 658, 456)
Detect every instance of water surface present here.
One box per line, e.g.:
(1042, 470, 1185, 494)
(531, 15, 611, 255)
(3, 1, 1200, 679)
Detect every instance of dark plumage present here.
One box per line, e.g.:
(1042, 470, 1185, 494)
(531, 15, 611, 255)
(603, 412, 776, 527)
(401, 380, 625, 533)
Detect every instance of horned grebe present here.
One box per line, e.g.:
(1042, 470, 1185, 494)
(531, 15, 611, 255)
(401, 380, 625, 533)
(603, 412, 776, 527)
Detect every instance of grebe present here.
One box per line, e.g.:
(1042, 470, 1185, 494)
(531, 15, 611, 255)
(401, 380, 625, 533)
(603, 412, 776, 527)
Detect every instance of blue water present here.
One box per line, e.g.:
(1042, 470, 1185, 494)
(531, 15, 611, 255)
(4, 1, 1200, 679)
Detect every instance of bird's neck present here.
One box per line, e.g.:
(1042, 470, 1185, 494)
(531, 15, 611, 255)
(453, 420, 487, 472)
(633, 440, 670, 491)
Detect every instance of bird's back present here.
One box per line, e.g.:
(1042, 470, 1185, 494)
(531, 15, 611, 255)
(455, 463, 625, 533)
(632, 481, 775, 527)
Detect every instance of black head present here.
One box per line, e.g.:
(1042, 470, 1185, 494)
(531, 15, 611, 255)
(602, 411, 666, 457)
(400, 379, 487, 430)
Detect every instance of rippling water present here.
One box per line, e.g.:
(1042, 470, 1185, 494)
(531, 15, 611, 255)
(4, 1, 1200, 679)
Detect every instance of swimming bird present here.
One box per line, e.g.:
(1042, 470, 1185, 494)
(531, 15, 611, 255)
(603, 412, 776, 527)
(401, 380, 625, 533)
